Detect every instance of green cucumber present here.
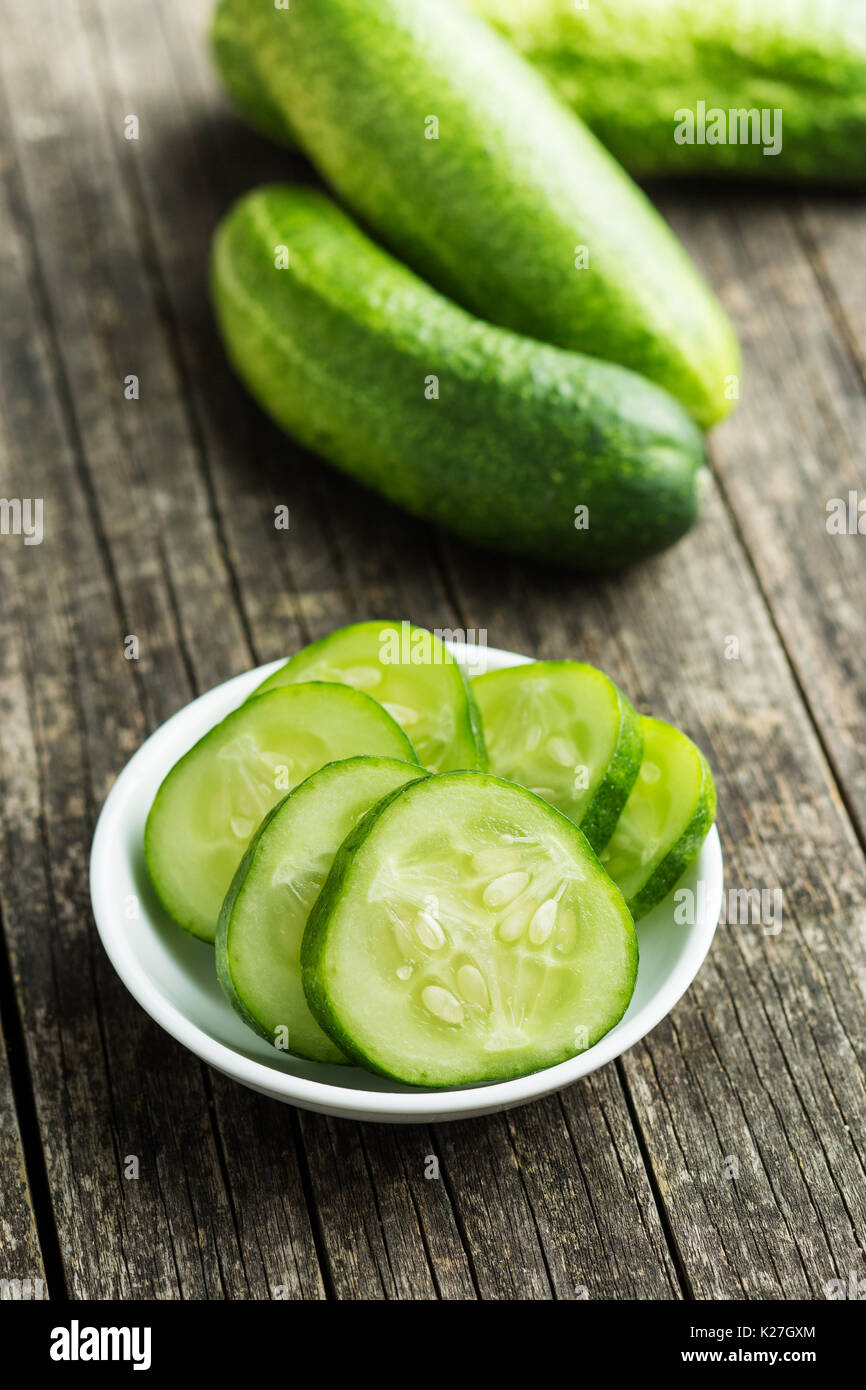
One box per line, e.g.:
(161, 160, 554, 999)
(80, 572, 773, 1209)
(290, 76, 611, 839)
(252, 621, 487, 773)
(215, 0, 739, 427)
(600, 716, 717, 920)
(301, 771, 638, 1086)
(472, 662, 642, 852)
(212, 0, 866, 188)
(211, 0, 292, 145)
(211, 185, 707, 572)
(145, 683, 417, 941)
(217, 756, 427, 1062)
(473, 0, 866, 185)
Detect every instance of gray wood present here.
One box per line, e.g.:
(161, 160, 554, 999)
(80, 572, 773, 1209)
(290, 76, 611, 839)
(661, 187, 866, 856)
(0, 0, 863, 1302)
(68, 0, 679, 1299)
(439, 471, 866, 1298)
(0, 0, 323, 1299)
(0, 1027, 46, 1298)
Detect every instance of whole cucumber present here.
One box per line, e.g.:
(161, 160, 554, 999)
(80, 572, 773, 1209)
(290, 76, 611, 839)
(475, 0, 866, 184)
(214, 0, 739, 429)
(213, 0, 866, 187)
(211, 185, 707, 572)
(211, 0, 290, 145)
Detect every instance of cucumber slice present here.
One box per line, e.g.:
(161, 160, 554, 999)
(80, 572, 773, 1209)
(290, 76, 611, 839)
(472, 662, 642, 852)
(217, 756, 427, 1062)
(251, 621, 486, 773)
(302, 771, 637, 1087)
(145, 683, 417, 942)
(599, 716, 717, 920)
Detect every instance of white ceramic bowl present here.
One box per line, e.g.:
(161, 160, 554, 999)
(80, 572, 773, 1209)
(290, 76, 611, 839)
(90, 642, 723, 1123)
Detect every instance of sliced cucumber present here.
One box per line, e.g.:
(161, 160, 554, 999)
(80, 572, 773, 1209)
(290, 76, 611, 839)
(600, 716, 717, 920)
(472, 662, 642, 853)
(217, 756, 427, 1062)
(145, 684, 417, 941)
(252, 621, 487, 773)
(301, 771, 637, 1086)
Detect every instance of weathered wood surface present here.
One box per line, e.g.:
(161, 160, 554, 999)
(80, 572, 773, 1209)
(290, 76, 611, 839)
(0, 0, 863, 1299)
(0, 1024, 45, 1298)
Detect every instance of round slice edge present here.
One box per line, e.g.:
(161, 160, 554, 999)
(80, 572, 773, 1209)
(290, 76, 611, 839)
(600, 715, 717, 920)
(217, 755, 428, 1063)
(252, 620, 487, 773)
(472, 661, 642, 852)
(145, 682, 418, 942)
(302, 770, 638, 1087)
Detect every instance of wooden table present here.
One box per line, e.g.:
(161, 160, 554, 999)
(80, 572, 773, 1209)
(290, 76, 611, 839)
(1, 0, 864, 1301)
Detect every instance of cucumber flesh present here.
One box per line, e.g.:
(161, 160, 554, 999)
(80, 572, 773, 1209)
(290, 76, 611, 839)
(301, 771, 638, 1086)
(217, 756, 427, 1062)
(600, 716, 717, 920)
(253, 621, 487, 773)
(472, 662, 642, 853)
(145, 683, 417, 941)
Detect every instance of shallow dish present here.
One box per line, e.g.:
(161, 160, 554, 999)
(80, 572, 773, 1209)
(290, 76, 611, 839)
(90, 642, 723, 1123)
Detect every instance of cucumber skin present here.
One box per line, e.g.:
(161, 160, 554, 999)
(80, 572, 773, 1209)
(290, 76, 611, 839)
(145, 682, 419, 940)
(217, 0, 738, 428)
(577, 679, 643, 855)
(473, 661, 643, 853)
(300, 783, 420, 1078)
(301, 771, 638, 1086)
(212, 0, 866, 187)
(216, 755, 428, 1061)
(627, 745, 717, 922)
(211, 0, 291, 145)
(475, 0, 866, 186)
(215, 796, 298, 1046)
(211, 185, 707, 573)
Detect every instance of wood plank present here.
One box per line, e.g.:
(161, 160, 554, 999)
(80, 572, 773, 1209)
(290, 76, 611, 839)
(7, 0, 861, 1301)
(440, 470, 866, 1297)
(0, 4, 324, 1298)
(59, 0, 681, 1297)
(436, 1069, 681, 1299)
(0, 0, 475, 1300)
(295, 1117, 476, 1300)
(0, 1023, 47, 1298)
(658, 187, 866, 854)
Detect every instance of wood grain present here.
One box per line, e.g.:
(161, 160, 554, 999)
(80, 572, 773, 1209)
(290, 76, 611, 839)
(0, 1025, 46, 1297)
(440, 471, 866, 1298)
(663, 187, 866, 855)
(0, 0, 863, 1301)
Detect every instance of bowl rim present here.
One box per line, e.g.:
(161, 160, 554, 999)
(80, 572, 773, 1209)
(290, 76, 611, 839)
(90, 642, 723, 1120)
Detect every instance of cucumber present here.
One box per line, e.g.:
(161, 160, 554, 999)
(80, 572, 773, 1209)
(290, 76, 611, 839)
(145, 683, 417, 941)
(301, 771, 638, 1086)
(211, 185, 707, 572)
(215, 0, 739, 427)
(252, 621, 487, 773)
(212, 0, 866, 188)
(599, 716, 717, 920)
(474, 0, 866, 185)
(211, 0, 292, 145)
(472, 662, 642, 853)
(217, 756, 427, 1062)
